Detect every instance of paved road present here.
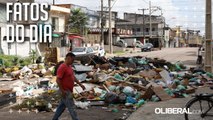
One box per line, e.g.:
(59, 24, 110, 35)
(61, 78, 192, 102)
(122, 47, 198, 67)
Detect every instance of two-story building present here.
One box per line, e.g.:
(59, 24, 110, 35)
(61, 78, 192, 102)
(56, 4, 101, 47)
(40, 5, 70, 57)
(116, 12, 164, 47)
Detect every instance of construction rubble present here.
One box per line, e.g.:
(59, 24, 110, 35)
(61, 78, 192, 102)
(0, 56, 213, 113)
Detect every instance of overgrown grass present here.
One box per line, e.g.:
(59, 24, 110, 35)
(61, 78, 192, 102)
(113, 51, 125, 55)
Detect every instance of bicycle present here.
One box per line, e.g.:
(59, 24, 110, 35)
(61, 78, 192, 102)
(184, 92, 213, 120)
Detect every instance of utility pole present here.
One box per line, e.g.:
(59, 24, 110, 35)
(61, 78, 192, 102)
(149, 1, 162, 46)
(149, 1, 152, 41)
(53, 0, 55, 5)
(139, 8, 148, 43)
(108, 0, 113, 54)
(205, 0, 212, 72)
(160, 8, 163, 50)
(100, 0, 104, 47)
(177, 26, 180, 47)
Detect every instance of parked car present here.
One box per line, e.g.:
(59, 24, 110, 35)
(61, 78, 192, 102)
(92, 46, 105, 57)
(72, 47, 95, 56)
(135, 41, 143, 48)
(141, 43, 154, 52)
(115, 40, 127, 48)
(72, 47, 96, 64)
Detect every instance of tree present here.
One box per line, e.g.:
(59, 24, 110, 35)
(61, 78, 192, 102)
(68, 8, 88, 35)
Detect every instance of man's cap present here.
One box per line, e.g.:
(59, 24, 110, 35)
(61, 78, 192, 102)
(66, 52, 76, 57)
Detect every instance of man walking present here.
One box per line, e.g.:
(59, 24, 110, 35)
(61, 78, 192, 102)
(196, 46, 203, 65)
(52, 52, 86, 120)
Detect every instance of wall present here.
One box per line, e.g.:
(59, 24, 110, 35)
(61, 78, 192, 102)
(49, 11, 66, 32)
(1, 25, 37, 57)
(85, 34, 101, 45)
(117, 13, 162, 37)
(0, 1, 38, 57)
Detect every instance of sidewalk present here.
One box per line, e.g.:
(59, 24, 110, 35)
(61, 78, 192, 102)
(105, 48, 142, 58)
(127, 86, 213, 120)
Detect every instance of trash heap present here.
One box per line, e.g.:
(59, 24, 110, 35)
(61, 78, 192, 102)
(1, 56, 213, 112)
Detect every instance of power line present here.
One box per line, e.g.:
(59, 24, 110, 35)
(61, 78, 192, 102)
(112, 0, 118, 8)
(142, 0, 149, 4)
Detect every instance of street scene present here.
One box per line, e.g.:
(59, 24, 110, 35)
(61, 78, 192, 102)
(0, 0, 213, 120)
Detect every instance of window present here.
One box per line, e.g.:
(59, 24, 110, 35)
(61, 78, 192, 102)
(132, 28, 135, 32)
(52, 17, 59, 31)
(137, 28, 141, 32)
(146, 28, 149, 32)
(73, 48, 86, 52)
(87, 47, 93, 53)
(152, 28, 155, 31)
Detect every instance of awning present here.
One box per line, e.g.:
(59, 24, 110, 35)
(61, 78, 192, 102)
(69, 35, 84, 40)
(52, 33, 60, 38)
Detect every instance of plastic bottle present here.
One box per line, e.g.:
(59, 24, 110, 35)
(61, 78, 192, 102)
(136, 99, 145, 108)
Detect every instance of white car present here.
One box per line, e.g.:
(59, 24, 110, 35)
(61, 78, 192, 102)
(135, 41, 144, 48)
(115, 40, 127, 48)
(92, 46, 105, 57)
(72, 47, 95, 56)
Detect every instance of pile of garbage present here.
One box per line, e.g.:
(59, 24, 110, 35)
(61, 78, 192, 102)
(1, 56, 213, 112)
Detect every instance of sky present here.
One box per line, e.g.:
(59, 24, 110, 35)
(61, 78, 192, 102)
(35, 0, 206, 34)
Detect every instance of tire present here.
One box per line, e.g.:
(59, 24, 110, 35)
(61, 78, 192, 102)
(185, 97, 213, 120)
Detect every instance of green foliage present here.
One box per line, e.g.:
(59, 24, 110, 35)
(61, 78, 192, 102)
(0, 54, 18, 67)
(12, 56, 19, 66)
(19, 57, 31, 66)
(29, 50, 38, 64)
(68, 8, 89, 34)
(0, 54, 32, 67)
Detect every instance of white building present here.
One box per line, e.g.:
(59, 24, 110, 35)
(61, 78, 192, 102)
(0, 0, 37, 57)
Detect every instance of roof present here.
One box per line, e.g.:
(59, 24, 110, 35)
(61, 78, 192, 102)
(68, 35, 84, 40)
(50, 5, 70, 14)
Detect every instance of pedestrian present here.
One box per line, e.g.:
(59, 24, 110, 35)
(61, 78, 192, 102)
(133, 42, 136, 51)
(196, 46, 203, 64)
(52, 52, 86, 120)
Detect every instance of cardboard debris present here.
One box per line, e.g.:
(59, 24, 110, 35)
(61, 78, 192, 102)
(139, 70, 157, 79)
(152, 86, 172, 101)
(185, 87, 196, 94)
(75, 73, 88, 82)
(74, 65, 93, 72)
(141, 86, 154, 100)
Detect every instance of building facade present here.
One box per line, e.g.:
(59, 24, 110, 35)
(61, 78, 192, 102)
(0, 0, 37, 57)
(116, 13, 164, 47)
